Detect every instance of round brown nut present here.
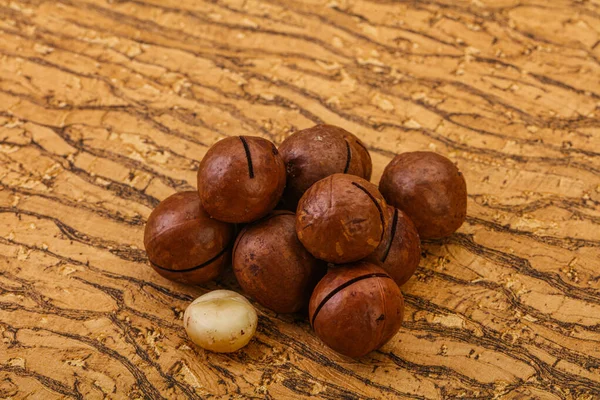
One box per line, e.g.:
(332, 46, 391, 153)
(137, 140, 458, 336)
(296, 174, 386, 264)
(309, 262, 404, 358)
(379, 151, 467, 239)
(144, 191, 234, 284)
(366, 206, 421, 287)
(197, 136, 286, 223)
(278, 124, 372, 209)
(233, 211, 326, 313)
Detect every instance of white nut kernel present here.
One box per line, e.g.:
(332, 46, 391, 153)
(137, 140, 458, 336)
(183, 290, 257, 353)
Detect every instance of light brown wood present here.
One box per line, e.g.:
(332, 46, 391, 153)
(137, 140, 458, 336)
(1, 0, 599, 398)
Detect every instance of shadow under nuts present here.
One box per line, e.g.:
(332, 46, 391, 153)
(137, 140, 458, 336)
(143, 191, 234, 285)
(379, 151, 467, 239)
(366, 206, 421, 287)
(309, 262, 404, 358)
(233, 211, 327, 313)
(296, 174, 386, 264)
(197, 136, 286, 223)
(278, 124, 372, 210)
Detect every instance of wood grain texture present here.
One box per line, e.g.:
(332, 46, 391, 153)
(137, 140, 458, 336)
(0, 0, 599, 398)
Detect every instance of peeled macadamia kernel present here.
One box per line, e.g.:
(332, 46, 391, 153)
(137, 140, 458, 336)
(183, 290, 257, 353)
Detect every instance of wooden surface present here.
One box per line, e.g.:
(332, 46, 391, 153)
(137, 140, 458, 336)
(0, 0, 599, 398)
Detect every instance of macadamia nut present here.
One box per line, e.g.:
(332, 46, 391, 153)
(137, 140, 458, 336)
(197, 136, 286, 223)
(379, 151, 467, 239)
(278, 124, 372, 210)
(144, 191, 233, 285)
(183, 290, 258, 353)
(296, 174, 386, 263)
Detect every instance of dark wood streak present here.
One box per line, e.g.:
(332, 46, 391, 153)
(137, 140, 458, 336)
(0, 207, 148, 263)
(440, 233, 600, 305)
(414, 263, 600, 336)
(384, 351, 520, 396)
(0, 23, 280, 141)
(107, 314, 200, 399)
(399, 295, 600, 396)
(0, 235, 422, 398)
(0, 365, 84, 399)
(9, 1, 600, 169)
(256, 318, 426, 399)
(263, 0, 600, 99)
(466, 216, 600, 250)
(5, 4, 596, 169)
(469, 193, 600, 225)
(32, 327, 166, 399)
(48, 16, 328, 131)
(0, 20, 323, 136)
(1, 0, 598, 398)
(2, 0, 596, 150)
(0, 183, 146, 227)
(0, 237, 193, 305)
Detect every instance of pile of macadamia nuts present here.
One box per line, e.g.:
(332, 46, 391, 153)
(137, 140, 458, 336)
(144, 124, 467, 358)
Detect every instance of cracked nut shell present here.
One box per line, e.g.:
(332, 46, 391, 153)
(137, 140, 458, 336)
(296, 174, 386, 264)
(143, 191, 234, 285)
(233, 211, 326, 313)
(308, 262, 404, 358)
(379, 151, 467, 239)
(278, 124, 372, 210)
(366, 206, 421, 287)
(197, 136, 286, 223)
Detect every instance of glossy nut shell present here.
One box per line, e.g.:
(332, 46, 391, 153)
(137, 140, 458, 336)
(366, 206, 421, 287)
(233, 211, 326, 313)
(308, 262, 404, 358)
(278, 124, 372, 210)
(296, 174, 386, 263)
(379, 151, 467, 239)
(198, 136, 286, 223)
(143, 191, 234, 284)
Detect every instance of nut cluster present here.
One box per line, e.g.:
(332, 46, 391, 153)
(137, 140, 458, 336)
(144, 124, 467, 357)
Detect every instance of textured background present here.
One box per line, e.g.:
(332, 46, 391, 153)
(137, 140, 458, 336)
(0, 0, 599, 398)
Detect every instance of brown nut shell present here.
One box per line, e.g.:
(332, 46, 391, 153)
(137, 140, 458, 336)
(379, 151, 467, 239)
(308, 262, 404, 358)
(197, 136, 286, 223)
(366, 206, 421, 287)
(278, 124, 372, 209)
(342, 132, 372, 181)
(233, 211, 326, 313)
(143, 191, 234, 284)
(296, 174, 386, 264)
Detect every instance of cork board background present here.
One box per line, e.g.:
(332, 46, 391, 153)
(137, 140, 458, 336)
(0, 0, 599, 398)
